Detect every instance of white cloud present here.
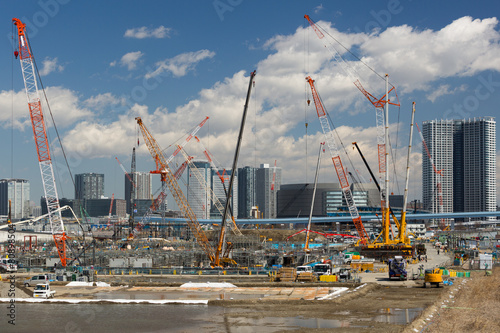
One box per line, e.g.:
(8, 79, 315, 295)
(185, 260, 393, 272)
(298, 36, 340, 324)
(314, 4, 324, 14)
(124, 26, 171, 39)
(427, 84, 467, 102)
(56, 15, 498, 204)
(0, 87, 92, 130)
(84, 93, 125, 110)
(358, 16, 500, 92)
(146, 50, 215, 78)
(118, 51, 144, 70)
(39, 57, 64, 76)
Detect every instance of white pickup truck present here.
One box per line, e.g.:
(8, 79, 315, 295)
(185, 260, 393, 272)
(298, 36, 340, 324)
(32, 283, 55, 299)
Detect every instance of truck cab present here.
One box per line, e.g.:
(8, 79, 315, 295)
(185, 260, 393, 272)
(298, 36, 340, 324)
(388, 256, 408, 280)
(313, 263, 331, 276)
(296, 266, 312, 274)
(32, 283, 56, 299)
(0, 257, 17, 272)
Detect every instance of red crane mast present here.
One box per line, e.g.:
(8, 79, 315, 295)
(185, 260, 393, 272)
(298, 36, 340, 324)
(13, 18, 68, 266)
(306, 76, 369, 243)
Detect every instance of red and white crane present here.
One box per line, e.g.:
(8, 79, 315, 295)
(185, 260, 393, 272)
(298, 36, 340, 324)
(305, 14, 400, 243)
(107, 194, 115, 226)
(271, 160, 277, 191)
(13, 18, 68, 266)
(306, 76, 369, 243)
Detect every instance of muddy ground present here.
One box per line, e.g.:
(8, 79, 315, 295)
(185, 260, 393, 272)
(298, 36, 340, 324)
(209, 283, 444, 332)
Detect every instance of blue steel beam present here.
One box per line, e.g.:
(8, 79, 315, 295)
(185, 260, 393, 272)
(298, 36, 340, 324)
(144, 211, 500, 225)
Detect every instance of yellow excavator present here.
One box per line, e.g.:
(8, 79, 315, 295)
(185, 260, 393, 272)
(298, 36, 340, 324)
(424, 268, 443, 288)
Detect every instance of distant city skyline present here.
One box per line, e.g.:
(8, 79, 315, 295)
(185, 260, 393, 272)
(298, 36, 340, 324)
(1, 1, 499, 209)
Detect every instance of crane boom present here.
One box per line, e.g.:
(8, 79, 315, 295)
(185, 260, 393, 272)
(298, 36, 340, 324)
(135, 117, 216, 263)
(306, 76, 369, 243)
(132, 158, 191, 239)
(168, 116, 209, 165)
(178, 147, 242, 235)
(13, 18, 68, 266)
(271, 160, 277, 191)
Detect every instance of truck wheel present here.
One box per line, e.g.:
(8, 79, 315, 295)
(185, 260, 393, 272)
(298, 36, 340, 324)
(423, 282, 426, 288)
(24, 283, 29, 287)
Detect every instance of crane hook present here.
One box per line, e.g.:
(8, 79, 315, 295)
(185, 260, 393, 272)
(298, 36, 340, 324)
(307, 99, 311, 106)
(14, 50, 19, 59)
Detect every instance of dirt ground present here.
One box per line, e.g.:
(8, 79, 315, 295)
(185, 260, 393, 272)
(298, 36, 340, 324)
(404, 267, 500, 333)
(209, 283, 443, 332)
(2, 244, 495, 332)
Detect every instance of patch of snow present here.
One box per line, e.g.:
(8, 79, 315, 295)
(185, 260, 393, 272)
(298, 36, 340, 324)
(66, 282, 93, 287)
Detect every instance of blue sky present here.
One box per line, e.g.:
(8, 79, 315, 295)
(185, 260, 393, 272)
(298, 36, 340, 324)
(1, 0, 499, 208)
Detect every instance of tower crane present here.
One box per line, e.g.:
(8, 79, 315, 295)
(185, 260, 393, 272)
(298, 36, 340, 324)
(306, 76, 369, 244)
(135, 117, 220, 265)
(13, 18, 68, 266)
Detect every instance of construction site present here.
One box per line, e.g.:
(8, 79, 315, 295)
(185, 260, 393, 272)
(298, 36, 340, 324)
(1, 11, 499, 333)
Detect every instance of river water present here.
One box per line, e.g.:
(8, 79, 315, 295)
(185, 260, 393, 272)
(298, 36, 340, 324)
(1, 303, 423, 332)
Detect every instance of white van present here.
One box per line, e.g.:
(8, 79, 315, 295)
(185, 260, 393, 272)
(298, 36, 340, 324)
(24, 275, 49, 287)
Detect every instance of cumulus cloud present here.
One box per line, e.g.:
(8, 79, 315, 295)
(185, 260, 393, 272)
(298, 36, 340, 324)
(427, 84, 467, 102)
(56, 15, 498, 202)
(124, 26, 171, 39)
(117, 51, 144, 70)
(39, 57, 64, 76)
(0, 87, 92, 130)
(358, 16, 500, 92)
(84, 93, 126, 110)
(146, 50, 215, 78)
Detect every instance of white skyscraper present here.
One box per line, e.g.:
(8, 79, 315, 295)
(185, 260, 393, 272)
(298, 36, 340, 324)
(422, 117, 496, 221)
(187, 161, 211, 219)
(0, 179, 30, 219)
(256, 163, 282, 219)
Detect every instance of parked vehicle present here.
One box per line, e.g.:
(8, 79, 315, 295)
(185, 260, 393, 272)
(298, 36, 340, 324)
(0, 257, 17, 272)
(32, 283, 55, 299)
(24, 275, 49, 287)
(343, 252, 363, 264)
(313, 263, 331, 277)
(388, 256, 408, 280)
(296, 266, 313, 274)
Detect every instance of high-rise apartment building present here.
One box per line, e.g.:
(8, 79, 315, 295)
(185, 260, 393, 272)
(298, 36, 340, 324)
(210, 169, 238, 219)
(256, 163, 282, 219)
(75, 173, 104, 200)
(125, 172, 153, 213)
(0, 179, 30, 219)
(187, 161, 211, 219)
(237, 166, 257, 218)
(422, 117, 496, 221)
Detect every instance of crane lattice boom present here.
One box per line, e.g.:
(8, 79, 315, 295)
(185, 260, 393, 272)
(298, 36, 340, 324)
(178, 147, 242, 235)
(306, 76, 369, 243)
(13, 18, 68, 266)
(136, 117, 216, 263)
